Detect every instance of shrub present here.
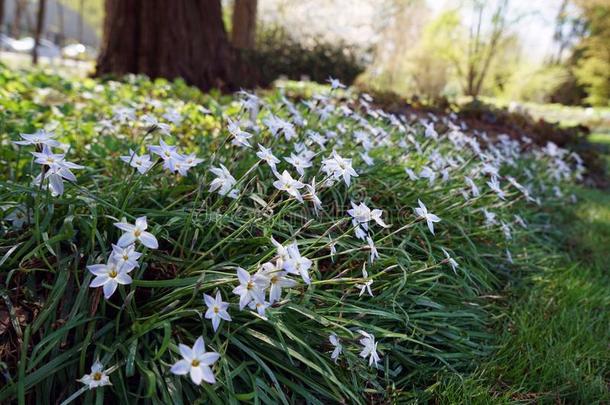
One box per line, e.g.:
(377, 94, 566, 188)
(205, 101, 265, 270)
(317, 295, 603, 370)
(244, 25, 368, 87)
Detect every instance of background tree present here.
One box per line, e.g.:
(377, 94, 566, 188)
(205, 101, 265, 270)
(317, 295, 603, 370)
(231, 0, 257, 50)
(96, 0, 253, 91)
(573, 0, 610, 106)
(460, 0, 510, 99)
(32, 0, 47, 65)
(11, 0, 25, 37)
(0, 0, 4, 35)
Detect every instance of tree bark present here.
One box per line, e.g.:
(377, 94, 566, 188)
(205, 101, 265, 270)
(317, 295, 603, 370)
(0, 0, 4, 35)
(231, 0, 257, 50)
(32, 0, 47, 65)
(78, 0, 84, 43)
(56, 1, 65, 46)
(96, 0, 252, 92)
(12, 0, 25, 38)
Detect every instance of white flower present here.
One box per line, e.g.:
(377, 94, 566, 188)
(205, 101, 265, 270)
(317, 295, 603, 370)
(419, 166, 436, 186)
(405, 168, 419, 181)
(163, 108, 182, 124)
(441, 248, 459, 272)
(173, 152, 204, 176)
(209, 164, 239, 198)
(4, 205, 30, 229)
(204, 291, 232, 331)
(248, 299, 271, 318)
(78, 360, 111, 389)
(148, 139, 179, 166)
(113, 106, 135, 123)
(256, 144, 280, 170)
(360, 152, 374, 166)
(111, 243, 142, 268)
(14, 129, 60, 148)
(414, 199, 441, 235)
(273, 170, 304, 202)
(321, 151, 358, 186)
(358, 330, 381, 367)
(258, 262, 297, 303)
(283, 243, 313, 285)
(308, 130, 327, 149)
(263, 115, 296, 141)
(304, 178, 323, 214)
(271, 237, 292, 268)
(170, 337, 220, 385)
(232, 267, 267, 310)
(483, 209, 497, 227)
(114, 216, 159, 249)
(464, 176, 480, 197)
(501, 221, 512, 240)
(366, 236, 379, 263)
(285, 153, 313, 176)
(487, 176, 505, 200)
(120, 149, 154, 174)
(329, 333, 342, 363)
(356, 265, 374, 296)
(87, 259, 135, 299)
(31, 145, 84, 196)
(142, 114, 171, 135)
(96, 119, 116, 133)
(228, 118, 253, 148)
(423, 122, 438, 139)
(514, 214, 527, 229)
(327, 77, 346, 89)
(347, 202, 389, 238)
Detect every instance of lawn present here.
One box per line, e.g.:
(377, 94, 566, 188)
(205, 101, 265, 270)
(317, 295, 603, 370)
(0, 66, 607, 404)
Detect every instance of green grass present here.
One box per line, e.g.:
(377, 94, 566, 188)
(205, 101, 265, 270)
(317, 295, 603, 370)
(432, 157, 610, 403)
(0, 66, 605, 404)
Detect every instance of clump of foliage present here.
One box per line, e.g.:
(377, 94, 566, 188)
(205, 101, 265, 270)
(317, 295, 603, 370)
(246, 25, 367, 87)
(574, 1, 610, 107)
(458, 100, 606, 185)
(0, 66, 585, 403)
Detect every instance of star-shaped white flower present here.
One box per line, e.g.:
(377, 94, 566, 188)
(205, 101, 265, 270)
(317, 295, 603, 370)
(329, 333, 342, 363)
(204, 291, 232, 331)
(273, 170, 304, 202)
(87, 259, 135, 299)
(114, 216, 159, 249)
(78, 360, 111, 389)
(232, 267, 267, 310)
(358, 330, 381, 367)
(170, 337, 220, 385)
(414, 199, 441, 235)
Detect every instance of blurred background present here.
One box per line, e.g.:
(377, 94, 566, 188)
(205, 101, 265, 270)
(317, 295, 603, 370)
(0, 0, 608, 136)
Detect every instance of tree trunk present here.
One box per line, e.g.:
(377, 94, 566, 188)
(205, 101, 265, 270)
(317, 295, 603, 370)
(12, 0, 25, 38)
(231, 0, 257, 50)
(0, 0, 4, 35)
(32, 0, 47, 65)
(96, 0, 251, 92)
(56, 1, 65, 47)
(78, 0, 84, 43)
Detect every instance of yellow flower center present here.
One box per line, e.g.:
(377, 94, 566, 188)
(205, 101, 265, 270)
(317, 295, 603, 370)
(270, 275, 278, 284)
(246, 281, 254, 290)
(191, 359, 200, 367)
(134, 229, 142, 237)
(213, 306, 219, 314)
(93, 372, 102, 381)
(123, 254, 129, 261)
(108, 269, 118, 278)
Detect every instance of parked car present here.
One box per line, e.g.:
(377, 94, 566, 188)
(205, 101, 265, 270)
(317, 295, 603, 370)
(1, 35, 61, 58)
